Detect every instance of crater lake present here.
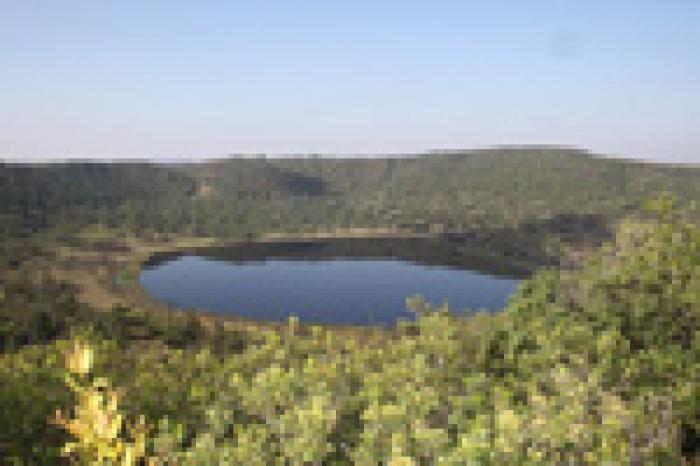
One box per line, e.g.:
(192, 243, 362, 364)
(139, 238, 524, 326)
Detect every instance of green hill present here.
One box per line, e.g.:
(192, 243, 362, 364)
(2, 147, 699, 267)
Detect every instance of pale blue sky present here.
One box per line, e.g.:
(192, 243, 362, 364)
(0, 1, 698, 163)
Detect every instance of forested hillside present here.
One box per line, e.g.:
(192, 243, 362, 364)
(1, 196, 697, 464)
(2, 147, 700, 271)
(0, 163, 195, 235)
(1, 148, 699, 464)
(2, 147, 699, 240)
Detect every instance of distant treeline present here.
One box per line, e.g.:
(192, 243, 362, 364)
(2, 148, 699, 259)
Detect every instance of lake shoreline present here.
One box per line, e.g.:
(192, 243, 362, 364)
(28, 226, 544, 335)
(140, 253, 521, 326)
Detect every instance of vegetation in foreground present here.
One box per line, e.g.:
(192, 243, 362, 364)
(1, 197, 697, 464)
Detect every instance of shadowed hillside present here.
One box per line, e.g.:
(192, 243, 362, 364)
(2, 147, 699, 266)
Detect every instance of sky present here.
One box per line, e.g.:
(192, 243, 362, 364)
(0, 1, 698, 164)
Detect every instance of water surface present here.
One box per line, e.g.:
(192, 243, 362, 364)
(140, 240, 521, 326)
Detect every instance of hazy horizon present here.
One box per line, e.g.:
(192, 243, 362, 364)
(1, 145, 699, 167)
(1, 1, 698, 164)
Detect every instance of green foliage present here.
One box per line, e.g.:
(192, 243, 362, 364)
(0, 344, 69, 465)
(53, 341, 148, 465)
(1, 196, 698, 464)
(3, 148, 700, 260)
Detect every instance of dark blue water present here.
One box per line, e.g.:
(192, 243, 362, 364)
(140, 255, 521, 326)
